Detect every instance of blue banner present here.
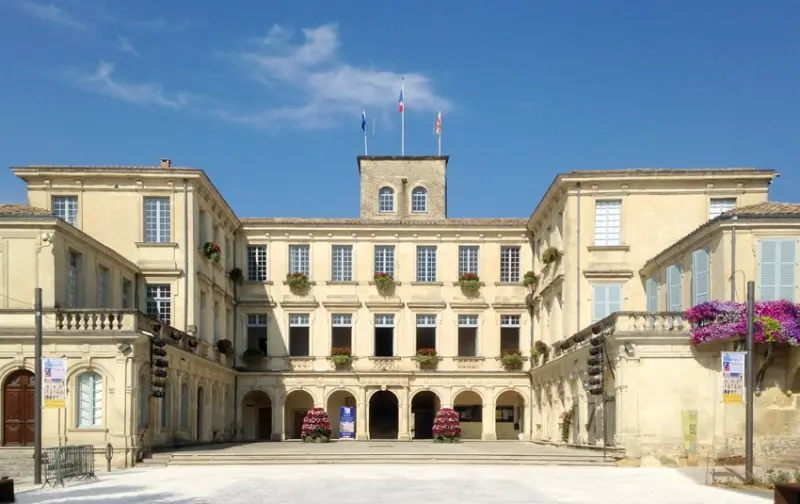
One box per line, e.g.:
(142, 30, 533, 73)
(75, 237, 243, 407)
(339, 406, 355, 439)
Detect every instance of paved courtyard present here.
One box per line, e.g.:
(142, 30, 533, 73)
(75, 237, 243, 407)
(15, 465, 769, 503)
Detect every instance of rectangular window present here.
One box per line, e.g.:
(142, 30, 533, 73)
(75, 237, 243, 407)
(500, 246, 521, 283)
(247, 245, 268, 282)
(709, 198, 736, 220)
(374, 314, 395, 357)
(457, 315, 478, 357)
(594, 200, 622, 246)
(458, 246, 479, 276)
(247, 314, 268, 355)
(758, 239, 797, 302)
(52, 196, 78, 227)
(146, 284, 171, 326)
(666, 265, 682, 311)
(331, 245, 353, 282)
(198, 210, 207, 247)
(289, 314, 310, 357)
(331, 314, 353, 351)
(416, 246, 437, 282)
(593, 284, 622, 322)
(415, 314, 437, 352)
(646, 278, 658, 313)
(143, 197, 171, 243)
(691, 249, 711, 305)
(289, 245, 310, 277)
(97, 266, 109, 308)
(374, 246, 395, 277)
(122, 278, 132, 309)
(213, 301, 220, 343)
(500, 315, 520, 353)
(67, 250, 81, 308)
(77, 372, 102, 428)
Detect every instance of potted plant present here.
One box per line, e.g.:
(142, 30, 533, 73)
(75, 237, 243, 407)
(301, 408, 332, 443)
(542, 247, 561, 265)
(242, 348, 264, 368)
(457, 273, 481, 294)
(560, 409, 574, 443)
(331, 347, 352, 368)
(432, 408, 462, 443)
(227, 267, 243, 284)
(202, 242, 222, 263)
(286, 272, 310, 290)
(374, 272, 395, 292)
(501, 349, 524, 370)
(413, 348, 438, 368)
(523, 271, 538, 288)
(216, 339, 233, 355)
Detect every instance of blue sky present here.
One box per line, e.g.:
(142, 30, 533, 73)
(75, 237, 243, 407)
(1, 1, 798, 218)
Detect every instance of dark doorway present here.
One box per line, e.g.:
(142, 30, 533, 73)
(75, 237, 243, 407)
(197, 386, 204, 441)
(257, 407, 272, 440)
(3, 370, 35, 446)
(369, 390, 398, 439)
(293, 410, 307, 439)
(411, 391, 438, 440)
(374, 327, 394, 357)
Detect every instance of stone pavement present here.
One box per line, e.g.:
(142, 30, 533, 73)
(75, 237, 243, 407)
(15, 465, 771, 504)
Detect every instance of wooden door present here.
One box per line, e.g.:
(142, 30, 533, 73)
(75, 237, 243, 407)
(257, 407, 272, 440)
(3, 370, 35, 446)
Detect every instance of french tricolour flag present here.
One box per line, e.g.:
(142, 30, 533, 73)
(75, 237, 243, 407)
(398, 87, 404, 113)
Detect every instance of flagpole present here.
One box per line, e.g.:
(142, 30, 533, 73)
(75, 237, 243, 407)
(364, 129, 368, 156)
(401, 78, 405, 156)
(362, 110, 368, 156)
(438, 129, 441, 156)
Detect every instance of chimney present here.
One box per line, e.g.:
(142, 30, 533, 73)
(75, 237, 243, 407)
(160, 158, 172, 169)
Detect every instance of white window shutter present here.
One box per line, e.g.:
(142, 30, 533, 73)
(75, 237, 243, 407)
(608, 284, 622, 314)
(778, 239, 797, 301)
(692, 249, 710, 305)
(668, 265, 683, 311)
(646, 279, 658, 312)
(593, 285, 606, 322)
(759, 240, 778, 301)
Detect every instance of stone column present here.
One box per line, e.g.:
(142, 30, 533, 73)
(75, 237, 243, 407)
(272, 392, 284, 441)
(481, 400, 496, 441)
(356, 387, 368, 440)
(398, 387, 411, 441)
(523, 398, 532, 441)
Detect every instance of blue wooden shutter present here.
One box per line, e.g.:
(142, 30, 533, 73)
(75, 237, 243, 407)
(759, 240, 778, 300)
(778, 240, 797, 301)
(608, 284, 622, 314)
(692, 249, 710, 305)
(646, 278, 658, 312)
(667, 265, 682, 311)
(593, 285, 606, 322)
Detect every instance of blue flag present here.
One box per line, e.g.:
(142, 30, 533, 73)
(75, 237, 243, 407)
(361, 110, 367, 132)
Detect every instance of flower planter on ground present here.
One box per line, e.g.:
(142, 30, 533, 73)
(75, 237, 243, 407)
(501, 349, 524, 370)
(301, 407, 332, 442)
(542, 247, 561, 265)
(414, 348, 438, 368)
(560, 409, 574, 443)
(374, 273, 395, 293)
(457, 273, 481, 294)
(286, 273, 310, 291)
(433, 408, 462, 443)
(331, 347, 352, 368)
(202, 242, 222, 263)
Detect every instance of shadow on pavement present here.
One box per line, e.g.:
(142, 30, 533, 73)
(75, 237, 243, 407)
(16, 484, 208, 504)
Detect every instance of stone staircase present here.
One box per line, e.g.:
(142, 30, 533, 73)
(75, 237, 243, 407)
(0, 448, 35, 482)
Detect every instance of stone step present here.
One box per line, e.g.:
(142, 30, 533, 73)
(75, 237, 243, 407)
(167, 458, 617, 467)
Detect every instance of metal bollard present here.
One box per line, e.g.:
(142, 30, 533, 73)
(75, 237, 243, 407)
(104, 443, 114, 473)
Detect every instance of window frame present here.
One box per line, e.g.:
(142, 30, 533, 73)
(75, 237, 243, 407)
(289, 244, 311, 277)
(458, 246, 479, 276)
(52, 195, 79, 227)
(709, 198, 736, 220)
(76, 371, 103, 428)
(500, 246, 521, 283)
(146, 284, 172, 326)
(143, 196, 171, 243)
(411, 186, 428, 213)
(374, 245, 395, 277)
(594, 199, 622, 246)
(247, 314, 268, 355)
(247, 245, 268, 282)
(331, 245, 354, 282)
(378, 187, 395, 213)
(416, 246, 438, 283)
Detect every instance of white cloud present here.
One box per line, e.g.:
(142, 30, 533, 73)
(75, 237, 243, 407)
(70, 61, 188, 109)
(15, 0, 87, 30)
(221, 24, 451, 130)
(116, 36, 140, 56)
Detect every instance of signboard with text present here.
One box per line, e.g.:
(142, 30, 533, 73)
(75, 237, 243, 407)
(43, 357, 68, 409)
(721, 351, 745, 404)
(339, 406, 355, 439)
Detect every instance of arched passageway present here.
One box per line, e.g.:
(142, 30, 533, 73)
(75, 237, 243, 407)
(284, 390, 314, 439)
(453, 390, 483, 440)
(369, 390, 398, 439)
(327, 390, 356, 439)
(241, 390, 273, 441)
(495, 390, 526, 440)
(411, 391, 440, 440)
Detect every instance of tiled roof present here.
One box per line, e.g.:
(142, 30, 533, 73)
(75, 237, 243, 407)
(725, 202, 800, 216)
(240, 217, 527, 227)
(0, 204, 53, 217)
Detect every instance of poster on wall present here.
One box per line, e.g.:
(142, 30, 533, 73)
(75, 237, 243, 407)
(339, 406, 355, 439)
(43, 357, 68, 409)
(721, 351, 745, 404)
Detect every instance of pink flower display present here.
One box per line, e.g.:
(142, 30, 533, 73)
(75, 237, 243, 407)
(301, 407, 332, 443)
(686, 300, 800, 345)
(432, 407, 462, 443)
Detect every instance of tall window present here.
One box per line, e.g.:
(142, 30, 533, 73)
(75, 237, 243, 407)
(411, 187, 428, 213)
(289, 314, 310, 356)
(76, 372, 102, 428)
(146, 284, 172, 325)
(758, 239, 797, 301)
(500, 315, 520, 353)
(331, 245, 353, 282)
(500, 246, 521, 283)
(289, 245, 310, 277)
(416, 246, 437, 282)
(374, 246, 395, 277)
(97, 266, 109, 308)
(247, 245, 268, 282)
(458, 246, 479, 276)
(378, 187, 395, 213)
(180, 383, 189, 429)
(666, 265, 682, 311)
(709, 198, 736, 219)
(52, 196, 78, 227)
(415, 314, 437, 352)
(594, 200, 622, 246)
(593, 284, 622, 322)
(331, 314, 353, 351)
(67, 250, 81, 308)
(457, 315, 478, 357)
(691, 249, 710, 305)
(122, 279, 132, 309)
(374, 314, 395, 357)
(198, 210, 207, 246)
(144, 197, 171, 243)
(247, 314, 268, 355)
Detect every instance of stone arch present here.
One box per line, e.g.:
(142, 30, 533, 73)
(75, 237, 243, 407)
(284, 386, 322, 406)
(410, 389, 441, 440)
(71, 368, 106, 430)
(0, 362, 35, 388)
(368, 389, 399, 440)
(326, 388, 358, 439)
(495, 389, 526, 441)
(409, 184, 429, 213)
(323, 387, 360, 404)
(241, 389, 273, 441)
(284, 389, 315, 439)
(452, 388, 483, 440)
(377, 185, 397, 213)
(66, 361, 115, 389)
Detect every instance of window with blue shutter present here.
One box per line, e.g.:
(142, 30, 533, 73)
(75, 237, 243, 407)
(77, 372, 102, 428)
(759, 239, 797, 301)
(593, 284, 622, 322)
(692, 249, 710, 305)
(646, 278, 658, 312)
(667, 265, 682, 311)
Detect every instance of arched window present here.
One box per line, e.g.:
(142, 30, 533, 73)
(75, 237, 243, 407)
(378, 187, 395, 213)
(76, 372, 103, 428)
(180, 383, 190, 429)
(138, 374, 149, 429)
(411, 186, 428, 213)
(161, 383, 169, 428)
